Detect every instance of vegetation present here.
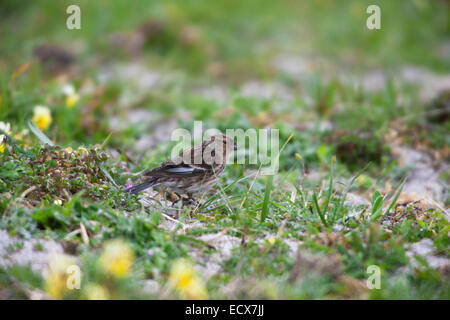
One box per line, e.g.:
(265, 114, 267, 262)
(0, 0, 449, 299)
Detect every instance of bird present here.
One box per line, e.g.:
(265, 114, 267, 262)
(123, 133, 237, 199)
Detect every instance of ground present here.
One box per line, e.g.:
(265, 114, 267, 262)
(0, 0, 449, 299)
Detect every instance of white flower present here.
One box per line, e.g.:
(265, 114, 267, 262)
(0, 122, 11, 153)
(61, 84, 75, 96)
(0, 121, 11, 135)
(61, 84, 80, 108)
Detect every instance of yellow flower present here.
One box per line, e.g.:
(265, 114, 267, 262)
(0, 121, 11, 153)
(83, 283, 109, 300)
(332, 155, 337, 164)
(45, 255, 78, 300)
(168, 259, 208, 300)
(32, 105, 52, 131)
(65, 94, 80, 108)
(98, 239, 134, 278)
(13, 129, 28, 142)
(62, 84, 80, 108)
(356, 174, 374, 188)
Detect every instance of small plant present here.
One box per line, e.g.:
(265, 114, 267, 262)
(370, 179, 405, 222)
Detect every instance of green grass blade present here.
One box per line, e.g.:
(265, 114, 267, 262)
(27, 120, 54, 146)
(322, 163, 334, 216)
(383, 178, 406, 217)
(99, 132, 113, 149)
(371, 178, 405, 222)
(312, 191, 328, 227)
(98, 163, 118, 188)
(260, 175, 273, 223)
(200, 174, 251, 209)
(334, 162, 371, 215)
(371, 190, 383, 216)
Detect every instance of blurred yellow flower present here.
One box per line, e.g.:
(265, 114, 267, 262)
(32, 105, 52, 130)
(356, 173, 374, 188)
(332, 155, 337, 164)
(98, 239, 134, 278)
(168, 259, 208, 300)
(65, 94, 80, 108)
(45, 254, 78, 300)
(62, 84, 80, 108)
(83, 283, 109, 300)
(0, 121, 11, 153)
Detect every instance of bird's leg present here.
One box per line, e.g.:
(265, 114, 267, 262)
(174, 193, 183, 204)
(183, 193, 199, 206)
(165, 191, 181, 206)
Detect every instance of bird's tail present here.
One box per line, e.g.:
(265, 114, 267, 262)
(122, 180, 157, 194)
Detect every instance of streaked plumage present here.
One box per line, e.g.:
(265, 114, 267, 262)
(123, 133, 236, 196)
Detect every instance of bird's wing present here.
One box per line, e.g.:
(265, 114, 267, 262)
(143, 163, 207, 178)
(164, 166, 205, 175)
(143, 140, 213, 178)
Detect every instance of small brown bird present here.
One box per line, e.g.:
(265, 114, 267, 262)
(123, 133, 236, 198)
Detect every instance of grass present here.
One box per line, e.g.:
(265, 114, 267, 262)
(0, 0, 449, 299)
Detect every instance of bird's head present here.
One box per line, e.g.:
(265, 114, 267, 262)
(203, 133, 236, 165)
